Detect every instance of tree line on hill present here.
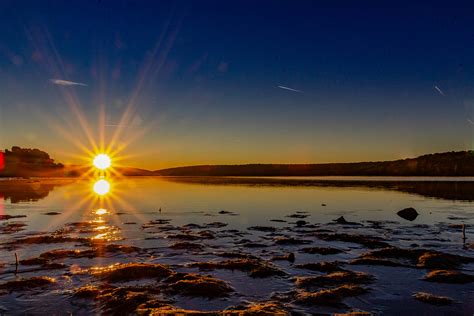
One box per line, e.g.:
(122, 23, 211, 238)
(2, 146, 474, 177)
(154, 151, 474, 176)
(0, 146, 64, 177)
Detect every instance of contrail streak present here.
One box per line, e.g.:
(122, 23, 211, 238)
(277, 85, 302, 93)
(434, 85, 445, 96)
(50, 79, 87, 86)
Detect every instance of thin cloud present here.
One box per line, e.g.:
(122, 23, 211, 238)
(277, 85, 302, 93)
(50, 79, 87, 87)
(467, 118, 474, 125)
(434, 85, 445, 96)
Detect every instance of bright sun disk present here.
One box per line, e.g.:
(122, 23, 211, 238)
(93, 154, 111, 170)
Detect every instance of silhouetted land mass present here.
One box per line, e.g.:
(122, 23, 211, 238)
(2, 147, 474, 178)
(155, 151, 474, 176)
(0, 146, 64, 177)
(0, 146, 152, 178)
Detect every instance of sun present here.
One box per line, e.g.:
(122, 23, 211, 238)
(93, 179, 110, 196)
(93, 154, 111, 170)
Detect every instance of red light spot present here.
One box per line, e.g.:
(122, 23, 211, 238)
(0, 152, 4, 171)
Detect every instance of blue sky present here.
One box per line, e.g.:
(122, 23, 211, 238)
(1, 1, 474, 168)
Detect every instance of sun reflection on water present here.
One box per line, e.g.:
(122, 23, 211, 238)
(93, 179, 110, 196)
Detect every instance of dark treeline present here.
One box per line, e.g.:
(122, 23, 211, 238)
(0, 146, 64, 177)
(156, 151, 474, 176)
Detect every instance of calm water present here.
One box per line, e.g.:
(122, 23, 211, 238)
(0, 177, 473, 315)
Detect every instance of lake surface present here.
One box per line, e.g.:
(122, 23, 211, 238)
(0, 177, 473, 315)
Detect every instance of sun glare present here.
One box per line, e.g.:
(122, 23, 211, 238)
(93, 154, 111, 170)
(95, 208, 108, 215)
(93, 179, 110, 196)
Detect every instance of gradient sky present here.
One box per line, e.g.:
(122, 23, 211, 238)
(1, 1, 474, 169)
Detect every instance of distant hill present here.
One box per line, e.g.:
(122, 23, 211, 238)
(2, 147, 474, 177)
(155, 151, 474, 177)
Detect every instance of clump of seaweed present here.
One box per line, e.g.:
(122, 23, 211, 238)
(295, 261, 344, 272)
(248, 226, 277, 232)
(0, 276, 55, 292)
(189, 259, 286, 278)
(294, 284, 369, 306)
(74, 285, 168, 314)
(169, 241, 204, 251)
(300, 247, 344, 255)
(91, 263, 173, 282)
(423, 270, 474, 284)
(274, 237, 311, 245)
(13, 234, 88, 245)
(215, 252, 258, 260)
(295, 271, 374, 289)
(139, 301, 289, 315)
(19, 244, 141, 266)
(0, 215, 26, 220)
(165, 273, 234, 298)
(271, 253, 295, 262)
(354, 247, 474, 269)
(350, 256, 407, 267)
(315, 233, 390, 248)
(0, 222, 27, 234)
(413, 292, 453, 305)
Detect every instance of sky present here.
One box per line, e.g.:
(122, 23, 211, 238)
(1, 1, 474, 170)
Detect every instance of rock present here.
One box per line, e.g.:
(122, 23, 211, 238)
(334, 216, 360, 225)
(218, 210, 237, 215)
(295, 220, 308, 227)
(413, 292, 453, 305)
(397, 207, 419, 221)
(270, 219, 287, 223)
(286, 213, 309, 219)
